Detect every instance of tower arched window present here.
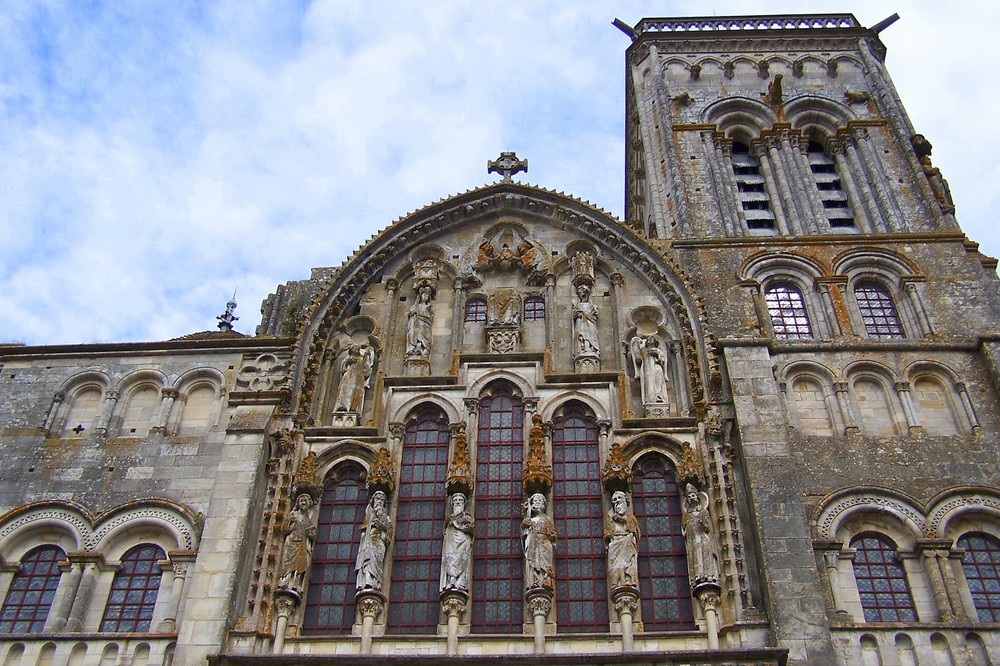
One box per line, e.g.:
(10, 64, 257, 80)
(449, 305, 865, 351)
(471, 384, 524, 633)
(523, 296, 545, 322)
(0, 546, 64, 633)
(732, 141, 775, 232)
(552, 404, 607, 632)
(631, 455, 694, 630)
(387, 406, 450, 634)
(854, 281, 904, 339)
(808, 140, 854, 228)
(850, 534, 916, 622)
(764, 284, 812, 339)
(303, 465, 368, 634)
(958, 532, 1000, 622)
(100, 544, 165, 632)
(464, 297, 487, 323)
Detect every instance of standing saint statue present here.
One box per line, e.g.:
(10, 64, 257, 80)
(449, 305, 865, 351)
(681, 484, 720, 586)
(605, 490, 641, 589)
(627, 334, 670, 405)
(334, 343, 375, 412)
(440, 492, 475, 591)
(356, 490, 392, 591)
(522, 493, 557, 591)
(573, 283, 600, 356)
(277, 492, 318, 594)
(406, 286, 434, 358)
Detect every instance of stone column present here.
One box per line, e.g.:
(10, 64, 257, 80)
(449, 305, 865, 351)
(828, 140, 872, 232)
(44, 559, 82, 631)
(821, 549, 850, 617)
(696, 585, 722, 650)
(903, 281, 935, 337)
(916, 541, 955, 621)
(850, 127, 901, 232)
(753, 143, 791, 235)
(441, 591, 468, 656)
(64, 558, 100, 632)
(544, 274, 556, 353)
(707, 132, 740, 236)
(152, 388, 179, 434)
(612, 587, 639, 653)
(833, 383, 859, 434)
(41, 391, 65, 435)
(526, 590, 552, 654)
(842, 135, 887, 232)
(357, 591, 385, 655)
(894, 382, 921, 435)
(609, 273, 625, 370)
(452, 277, 466, 350)
(954, 382, 981, 433)
(382, 279, 400, 371)
(743, 282, 768, 336)
(941, 549, 967, 621)
(272, 591, 299, 654)
(816, 282, 843, 338)
(93, 389, 120, 437)
(158, 560, 191, 632)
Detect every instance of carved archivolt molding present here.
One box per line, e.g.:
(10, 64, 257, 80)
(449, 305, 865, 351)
(0, 499, 199, 553)
(813, 488, 1000, 541)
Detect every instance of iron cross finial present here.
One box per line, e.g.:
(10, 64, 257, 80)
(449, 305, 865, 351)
(488, 151, 528, 182)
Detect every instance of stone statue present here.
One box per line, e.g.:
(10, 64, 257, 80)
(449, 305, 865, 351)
(573, 283, 600, 356)
(277, 492, 318, 594)
(334, 343, 375, 412)
(406, 286, 434, 357)
(627, 334, 670, 404)
(488, 288, 522, 326)
(440, 492, 474, 591)
(356, 490, 392, 591)
(681, 484, 719, 586)
(605, 490, 640, 589)
(920, 155, 956, 214)
(522, 492, 557, 591)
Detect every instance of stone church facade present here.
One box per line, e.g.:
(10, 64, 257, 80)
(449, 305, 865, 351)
(1, 13, 998, 666)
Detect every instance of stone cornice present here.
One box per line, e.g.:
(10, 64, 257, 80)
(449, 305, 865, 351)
(0, 336, 292, 361)
(671, 232, 968, 250)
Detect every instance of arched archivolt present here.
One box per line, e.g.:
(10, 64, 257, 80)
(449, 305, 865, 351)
(468, 371, 533, 399)
(0, 501, 91, 561)
(619, 433, 687, 471)
(777, 359, 838, 385)
(115, 369, 168, 395)
(388, 395, 462, 425)
(173, 366, 226, 393)
(57, 369, 112, 396)
(313, 440, 377, 483)
(288, 183, 715, 425)
(843, 359, 898, 384)
(902, 360, 961, 385)
(539, 392, 608, 423)
(927, 487, 1000, 539)
(834, 247, 922, 280)
(92, 499, 199, 554)
(813, 487, 927, 541)
(784, 94, 856, 134)
(741, 250, 827, 283)
(703, 96, 776, 140)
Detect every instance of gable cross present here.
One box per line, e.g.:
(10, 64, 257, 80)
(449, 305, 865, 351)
(488, 151, 528, 182)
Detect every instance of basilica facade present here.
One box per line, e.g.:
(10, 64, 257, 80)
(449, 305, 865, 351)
(1, 13, 999, 666)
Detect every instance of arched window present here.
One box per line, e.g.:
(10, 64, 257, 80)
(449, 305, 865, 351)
(911, 376, 959, 436)
(854, 282, 904, 339)
(387, 407, 450, 633)
(62, 387, 102, 436)
(852, 377, 898, 436)
(631, 455, 694, 630)
(302, 465, 368, 634)
(0, 546, 64, 633)
(808, 140, 854, 228)
(790, 375, 835, 436)
(552, 404, 607, 632)
(464, 297, 487, 323)
(100, 544, 165, 632)
(177, 385, 217, 435)
(523, 296, 545, 322)
(765, 284, 812, 339)
(472, 384, 524, 633)
(958, 533, 1000, 622)
(731, 141, 774, 232)
(120, 386, 160, 436)
(850, 534, 916, 622)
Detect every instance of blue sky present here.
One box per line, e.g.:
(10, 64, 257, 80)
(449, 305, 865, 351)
(1, 1, 996, 345)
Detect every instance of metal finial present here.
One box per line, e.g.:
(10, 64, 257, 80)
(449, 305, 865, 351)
(488, 151, 528, 182)
(217, 290, 239, 331)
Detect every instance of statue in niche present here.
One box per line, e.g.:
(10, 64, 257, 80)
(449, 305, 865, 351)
(488, 288, 522, 326)
(605, 490, 640, 589)
(522, 492, 557, 591)
(627, 334, 671, 405)
(573, 283, 600, 356)
(334, 343, 375, 412)
(920, 156, 956, 214)
(277, 492, 318, 594)
(681, 484, 720, 586)
(356, 490, 392, 591)
(406, 286, 434, 357)
(440, 492, 475, 591)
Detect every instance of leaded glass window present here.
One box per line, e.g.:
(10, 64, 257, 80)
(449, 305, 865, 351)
(632, 456, 694, 631)
(464, 297, 487, 323)
(387, 407, 449, 633)
(302, 465, 368, 634)
(100, 544, 165, 632)
(471, 384, 524, 633)
(553, 405, 608, 632)
(854, 282, 904, 339)
(851, 534, 916, 622)
(765, 284, 812, 339)
(523, 296, 545, 322)
(0, 546, 64, 634)
(958, 533, 1000, 622)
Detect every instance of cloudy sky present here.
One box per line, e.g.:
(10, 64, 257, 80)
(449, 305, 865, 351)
(1, 1, 996, 346)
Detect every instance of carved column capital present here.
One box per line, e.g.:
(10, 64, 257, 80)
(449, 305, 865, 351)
(894, 381, 911, 392)
(440, 591, 468, 618)
(697, 588, 721, 612)
(523, 397, 539, 414)
(464, 398, 479, 415)
(161, 388, 179, 400)
(356, 591, 386, 620)
(105, 389, 121, 402)
(610, 272, 625, 287)
(53, 391, 66, 404)
(388, 422, 406, 442)
(833, 382, 849, 393)
(612, 588, 639, 616)
(525, 590, 553, 617)
(274, 591, 299, 618)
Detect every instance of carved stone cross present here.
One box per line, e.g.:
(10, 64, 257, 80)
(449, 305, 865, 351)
(488, 151, 528, 182)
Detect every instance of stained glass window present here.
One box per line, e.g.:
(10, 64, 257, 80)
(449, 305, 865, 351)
(958, 533, 1000, 622)
(851, 534, 916, 622)
(523, 296, 546, 322)
(100, 544, 165, 632)
(855, 282, 904, 339)
(0, 546, 64, 634)
(464, 297, 487, 323)
(765, 284, 812, 339)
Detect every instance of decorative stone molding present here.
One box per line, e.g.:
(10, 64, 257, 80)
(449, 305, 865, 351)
(446, 422, 473, 495)
(237, 353, 290, 392)
(601, 442, 632, 493)
(522, 414, 552, 494)
(366, 447, 395, 495)
(814, 492, 927, 540)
